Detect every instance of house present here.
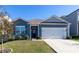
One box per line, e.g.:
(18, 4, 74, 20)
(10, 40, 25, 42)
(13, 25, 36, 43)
(12, 9, 79, 39)
(78, 21, 79, 35)
(12, 16, 70, 39)
(62, 9, 79, 36)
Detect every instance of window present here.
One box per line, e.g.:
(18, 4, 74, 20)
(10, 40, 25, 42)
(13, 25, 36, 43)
(15, 26, 25, 35)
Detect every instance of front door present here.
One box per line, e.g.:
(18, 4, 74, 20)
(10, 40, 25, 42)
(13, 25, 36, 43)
(31, 26, 38, 38)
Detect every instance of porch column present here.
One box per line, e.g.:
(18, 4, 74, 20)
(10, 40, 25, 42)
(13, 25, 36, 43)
(30, 24, 31, 39)
(68, 23, 70, 37)
(38, 25, 39, 37)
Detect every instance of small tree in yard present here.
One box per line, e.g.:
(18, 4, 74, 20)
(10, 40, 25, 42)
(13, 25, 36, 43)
(0, 7, 12, 53)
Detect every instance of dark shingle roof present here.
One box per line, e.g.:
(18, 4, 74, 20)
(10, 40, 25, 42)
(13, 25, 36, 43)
(12, 18, 28, 23)
(41, 16, 69, 24)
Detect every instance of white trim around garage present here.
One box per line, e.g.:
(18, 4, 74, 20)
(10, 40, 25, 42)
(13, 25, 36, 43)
(67, 23, 71, 37)
(40, 23, 68, 25)
(77, 22, 79, 36)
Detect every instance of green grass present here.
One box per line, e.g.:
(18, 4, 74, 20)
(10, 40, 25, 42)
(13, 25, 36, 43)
(73, 39, 79, 42)
(0, 40, 55, 53)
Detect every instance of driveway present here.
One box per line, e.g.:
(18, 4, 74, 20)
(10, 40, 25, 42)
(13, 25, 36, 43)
(43, 39, 79, 53)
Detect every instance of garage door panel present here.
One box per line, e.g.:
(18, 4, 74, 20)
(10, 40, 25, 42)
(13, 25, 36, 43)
(41, 27, 66, 39)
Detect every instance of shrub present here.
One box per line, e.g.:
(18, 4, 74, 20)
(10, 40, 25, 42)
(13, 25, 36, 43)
(66, 37, 70, 39)
(8, 38, 14, 41)
(36, 36, 41, 39)
(72, 36, 79, 40)
(15, 34, 29, 40)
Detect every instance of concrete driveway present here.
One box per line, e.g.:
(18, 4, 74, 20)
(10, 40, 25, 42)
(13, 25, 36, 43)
(43, 39, 79, 53)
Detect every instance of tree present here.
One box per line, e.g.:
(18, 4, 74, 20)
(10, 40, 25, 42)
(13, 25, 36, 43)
(0, 6, 12, 52)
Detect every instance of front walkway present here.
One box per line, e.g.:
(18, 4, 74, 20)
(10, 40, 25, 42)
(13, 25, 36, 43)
(32, 39, 43, 41)
(43, 39, 79, 53)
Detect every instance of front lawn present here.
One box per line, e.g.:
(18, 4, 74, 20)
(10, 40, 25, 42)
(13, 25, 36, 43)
(73, 39, 79, 42)
(0, 40, 55, 53)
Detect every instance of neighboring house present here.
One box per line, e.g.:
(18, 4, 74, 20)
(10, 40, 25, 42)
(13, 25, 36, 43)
(62, 9, 79, 36)
(78, 21, 79, 35)
(12, 9, 79, 39)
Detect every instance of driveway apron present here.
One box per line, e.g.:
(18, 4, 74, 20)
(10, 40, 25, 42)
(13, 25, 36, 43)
(43, 39, 79, 53)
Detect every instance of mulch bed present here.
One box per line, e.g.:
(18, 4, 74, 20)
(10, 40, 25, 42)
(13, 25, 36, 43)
(0, 48, 12, 53)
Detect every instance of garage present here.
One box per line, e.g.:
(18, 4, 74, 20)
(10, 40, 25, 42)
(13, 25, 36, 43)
(41, 27, 67, 39)
(39, 16, 70, 39)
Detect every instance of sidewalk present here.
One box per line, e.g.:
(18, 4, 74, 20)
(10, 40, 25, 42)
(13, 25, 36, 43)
(44, 39, 79, 53)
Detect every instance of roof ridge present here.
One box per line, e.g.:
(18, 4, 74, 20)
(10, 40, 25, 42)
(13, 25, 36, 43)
(13, 18, 29, 23)
(41, 15, 57, 23)
(65, 9, 79, 17)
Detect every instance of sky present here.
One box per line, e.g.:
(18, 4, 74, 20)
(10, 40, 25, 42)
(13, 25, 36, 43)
(1, 5, 79, 20)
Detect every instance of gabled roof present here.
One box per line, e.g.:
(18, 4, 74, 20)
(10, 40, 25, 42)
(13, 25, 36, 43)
(65, 9, 79, 18)
(12, 18, 28, 23)
(41, 15, 69, 24)
(28, 19, 43, 26)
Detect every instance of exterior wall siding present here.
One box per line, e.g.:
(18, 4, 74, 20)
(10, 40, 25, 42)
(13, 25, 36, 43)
(13, 19, 30, 38)
(78, 23, 79, 36)
(63, 12, 77, 36)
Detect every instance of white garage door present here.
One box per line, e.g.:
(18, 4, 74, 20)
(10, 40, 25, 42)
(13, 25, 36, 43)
(42, 27, 67, 39)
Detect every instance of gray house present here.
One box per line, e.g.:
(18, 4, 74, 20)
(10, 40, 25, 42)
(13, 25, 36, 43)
(12, 9, 79, 39)
(13, 16, 70, 39)
(62, 9, 79, 36)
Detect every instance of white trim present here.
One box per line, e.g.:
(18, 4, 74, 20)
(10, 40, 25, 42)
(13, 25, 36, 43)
(40, 23, 68, 25)
(41, 27, 67, 29)
(77, 22, 79, 36)
(76, 12, 78, 35)
(54, 16, 70, 23)
(67, 24, 70, 37)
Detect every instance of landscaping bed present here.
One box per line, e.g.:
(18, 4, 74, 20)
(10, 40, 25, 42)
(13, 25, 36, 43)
(71, 36, 79, 42)
(0, 40, 55, 53)
(0, 48, 12, 53)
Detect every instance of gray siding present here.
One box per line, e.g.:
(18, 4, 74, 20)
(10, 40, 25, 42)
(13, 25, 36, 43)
(78, 23, 79, 36)
(39, 24, 68, 37)
(13, 19, 30, 38)
(63, 11, 77, 36)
